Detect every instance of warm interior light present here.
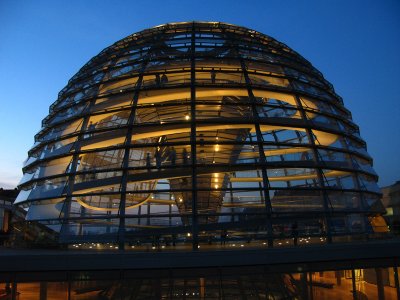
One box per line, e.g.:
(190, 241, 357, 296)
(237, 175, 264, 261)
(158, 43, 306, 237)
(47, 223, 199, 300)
(185, 113, 190, 120)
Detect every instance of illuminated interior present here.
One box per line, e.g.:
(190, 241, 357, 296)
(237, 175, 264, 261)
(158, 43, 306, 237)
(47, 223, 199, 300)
(16, 21, 387, 249)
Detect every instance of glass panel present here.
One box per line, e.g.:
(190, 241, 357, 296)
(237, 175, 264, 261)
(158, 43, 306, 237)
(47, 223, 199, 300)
(246, 60, 285, 75)
(104, 64, 139, 80)
(138, 87, 191, 105)
(291, 80, 332, 100)
(311, 129, 340, 148)
(327, 191, 362, 210)
(256, 98, 300, 119)
(146, 57, 191, 71)
(196, 142, 258, 165)
(92, 92, 135, 113)
(128, 145, 191, 170)
(364, 193, 385, 213)
(265, 145, 314, 163)
(262, 128, 309, 144)
(271, 188, 324, 211)
(248, 73, 289, 88)
(268, 168, 321, 188)
(142, 72, 191, 88)
(197, 71, 244, 85)
(358, 174, 380, 193)
(134, 103, 191, 124)
(37, 118, 83, 142)
(346, 137, 369, 156)
(87, 110, 129, 132)
(48, 101, 89, 126)
(74, 170, 123, 187)
(23, 156, 73, 183)
(26, 201, 64, 220)
(35, 136, 77, 160)
(300, 96, 349, 119)
(27, 177, 68, 201)
(318, 148, 353, 168)
(77, 149, 124, 172)
(323, 169, 358, 189)
(352, 156, 377, 175)
(80, 128, 127, 151)
(195, 98, 253, 120)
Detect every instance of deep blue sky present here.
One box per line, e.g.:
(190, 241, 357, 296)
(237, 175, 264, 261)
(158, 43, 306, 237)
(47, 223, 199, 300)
(0, 0, 399, 189)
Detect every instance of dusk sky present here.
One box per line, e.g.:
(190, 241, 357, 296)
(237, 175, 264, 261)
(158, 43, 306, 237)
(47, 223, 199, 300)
(0, 0, 399, 189)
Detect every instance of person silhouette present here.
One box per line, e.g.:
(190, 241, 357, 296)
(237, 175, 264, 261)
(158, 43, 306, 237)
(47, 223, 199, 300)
(155, 148, 161, 168)
(146, 152, 151, 170)
(292, 222, 299, 246)
(182, 148, 188, 165)
(155, 74, 161, 86)
(161, 74, 168, 86)
(170, 147, 176, 165)
(210, 68, 216, 83)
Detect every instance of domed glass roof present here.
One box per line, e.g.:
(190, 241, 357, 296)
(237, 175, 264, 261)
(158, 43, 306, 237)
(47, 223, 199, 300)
(16, 21, 386, 249)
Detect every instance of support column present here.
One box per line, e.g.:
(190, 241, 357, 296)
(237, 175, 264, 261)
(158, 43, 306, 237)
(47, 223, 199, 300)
(293, 94, 333, 243)
(190, 22, 199, 250)
(335, 271, 342, 286)
(394, 266, 400, 300)
(67, 278, 71, 300)
(308, 272, 314, 300)
(300, 273, 309, 300)
(238, 56, 274, 247)
(199, 277, 205, 299)
(375, 268, 385, 300)
(351, 269, 357, 300)
(11, 281, 17, 300)
(118, 56, 151, 250)
(40, 282, 47, 300)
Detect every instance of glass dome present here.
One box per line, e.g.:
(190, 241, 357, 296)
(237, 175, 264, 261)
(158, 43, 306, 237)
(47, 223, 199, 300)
(16, 21, 386, 249)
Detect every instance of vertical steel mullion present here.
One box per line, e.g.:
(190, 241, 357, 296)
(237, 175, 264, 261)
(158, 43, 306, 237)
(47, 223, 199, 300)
(61, 47, 128, 242)
(351, 269, 357, 300)
(346, 148, 372, 238)
(292, 95, 333, 243)
(221, 26, 274, 246)
(61, 98, 96, 239)
(349, 156, 371, 239)
(394, 265, 400, 299)
(271, 131, 291, 187)
(190, 22, 199, 250)
(238, 54, 274, 247)
(118, 58, 150, 250)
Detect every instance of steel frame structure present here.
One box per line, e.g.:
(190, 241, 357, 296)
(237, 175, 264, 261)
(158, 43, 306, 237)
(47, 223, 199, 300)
(16, 22, 386, 249)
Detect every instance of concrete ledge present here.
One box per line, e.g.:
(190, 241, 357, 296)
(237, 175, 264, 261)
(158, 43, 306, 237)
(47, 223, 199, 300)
(0, 240, 399, 274)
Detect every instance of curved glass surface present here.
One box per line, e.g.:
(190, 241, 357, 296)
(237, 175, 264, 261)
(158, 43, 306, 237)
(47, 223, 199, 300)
(17, 22, 386, 249)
